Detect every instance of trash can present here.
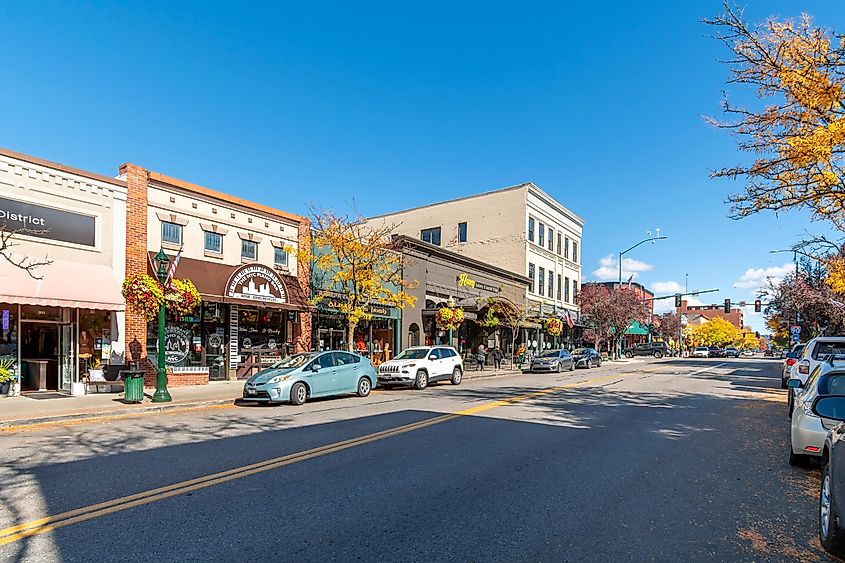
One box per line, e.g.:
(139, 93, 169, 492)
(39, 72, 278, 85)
(123, 370, 145, 404)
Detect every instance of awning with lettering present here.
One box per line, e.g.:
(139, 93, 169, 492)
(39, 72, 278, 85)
(0, 257, 125, 311)
(149, 253, 312, 311)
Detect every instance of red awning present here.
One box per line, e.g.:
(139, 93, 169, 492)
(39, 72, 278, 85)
(0, 258, 125, 311)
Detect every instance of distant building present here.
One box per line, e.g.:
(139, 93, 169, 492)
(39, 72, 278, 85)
(677, 300, 744, 330)
(587, 281, 656, 348)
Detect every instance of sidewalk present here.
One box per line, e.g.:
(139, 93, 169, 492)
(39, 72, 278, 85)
(0, 381, 245, 429)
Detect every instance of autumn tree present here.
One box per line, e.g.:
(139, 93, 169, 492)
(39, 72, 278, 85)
(578, 284, 650, 359)
(483, 296, 530, 362)
(0, 224, 52, 279)
(689, 317, 741, 347)
(305, 210, 416, 352)
(762, 262, 845, 340)
(706, 5, 845, 227)
(655, 312, 683, 347)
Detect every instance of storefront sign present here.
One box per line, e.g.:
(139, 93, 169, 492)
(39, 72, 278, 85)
(226, 265, 287, 303)
(323, 299, 390, 317)
(208, 334, 223, 351)
(456, 273, 501, 293)
(157, 325, 191, 365)
(0, 196, 96, 247)
(1, 309, 8, 331)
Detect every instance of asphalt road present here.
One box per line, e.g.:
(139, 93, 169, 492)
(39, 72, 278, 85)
(0, 357, 833, 562)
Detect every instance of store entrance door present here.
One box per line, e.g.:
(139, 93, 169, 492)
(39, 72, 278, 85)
(317, 328, 345, 351)
(20, 322, 60, 391)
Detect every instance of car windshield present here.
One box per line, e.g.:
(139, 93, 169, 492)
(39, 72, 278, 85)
(272, 354, 315, 369)
(539, 350, 561, 357)
(394, 349, 430, 360)
(696, 347, 708, 351)
(572, 348, 590, 355)
(726, 348, 737, 351)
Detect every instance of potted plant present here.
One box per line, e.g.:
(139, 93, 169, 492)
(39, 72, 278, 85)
(0, 356, 15, 396)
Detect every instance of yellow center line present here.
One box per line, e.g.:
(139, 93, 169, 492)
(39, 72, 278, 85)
(0, 367, 657, 545)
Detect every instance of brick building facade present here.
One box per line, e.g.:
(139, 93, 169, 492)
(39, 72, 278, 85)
(677, 300, 744, 330)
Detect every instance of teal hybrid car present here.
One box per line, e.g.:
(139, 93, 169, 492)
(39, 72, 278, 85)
(242, 351, 377, 406)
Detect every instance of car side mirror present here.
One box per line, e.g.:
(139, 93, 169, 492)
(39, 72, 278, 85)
(429, 355, 437, 360)
(787, 378, 803, 389)
(812, 395, 845, 421)
(311, 364, 321, 372)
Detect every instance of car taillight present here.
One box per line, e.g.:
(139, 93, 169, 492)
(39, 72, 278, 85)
(786, 358, 797, 366)
(798, 361, 810, 375)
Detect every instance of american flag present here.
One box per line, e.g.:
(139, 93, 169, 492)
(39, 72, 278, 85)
(164, 248, 182, 288)
(565, 309, 575, 329)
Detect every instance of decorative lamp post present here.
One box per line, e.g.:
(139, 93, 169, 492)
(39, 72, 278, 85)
(153, 248, 172, 403)
(447, 296, 456, 347)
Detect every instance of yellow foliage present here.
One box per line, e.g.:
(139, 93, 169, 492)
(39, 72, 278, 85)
(826, 257, 845, 295)
(689, 317, 742, 347)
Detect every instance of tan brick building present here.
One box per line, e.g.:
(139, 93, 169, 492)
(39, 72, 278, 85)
(677, 300, 744, 330)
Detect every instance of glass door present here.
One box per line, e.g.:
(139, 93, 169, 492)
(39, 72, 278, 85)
(60, 324, 76, 391)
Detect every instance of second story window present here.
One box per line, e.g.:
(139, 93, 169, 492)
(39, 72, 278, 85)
(557, 274, 562, 301)
(161, 221, 182, 245)
(548, 271, 553, 298)
(573, 279, 578, 302)
(527, 217, 535, 242)
(538, 267, 545, 297)
(564, 276, 570, 302)
(564, 236, 570, 259)
(274, 246, 289, 267)
(528, 263, 535, 293)
(204, 231, 222, 254)
(538, 223, 545, 247)
(458, 222, 467, 243)
(421, 227, 441, 246)
(557, 232, 562, 255)
(572, 241, 579, 263)
(241, 239, 258, 261)
(547, 227, 554, 252)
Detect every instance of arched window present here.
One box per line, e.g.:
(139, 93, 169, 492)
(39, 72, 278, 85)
(408, 323, 421, 347)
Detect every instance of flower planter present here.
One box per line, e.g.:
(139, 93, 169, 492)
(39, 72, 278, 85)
(0, 381, 10, 396)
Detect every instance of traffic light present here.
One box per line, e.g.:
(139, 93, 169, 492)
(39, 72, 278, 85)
(674, 294, 682, 307)
(755, 331, 760, 339)
(724, 299, 731, 313)
(754, 299, 762, 313)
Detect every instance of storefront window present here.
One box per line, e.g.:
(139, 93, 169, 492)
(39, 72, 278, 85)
(79, 310, 112, 368)
(0, 304, 18, 362)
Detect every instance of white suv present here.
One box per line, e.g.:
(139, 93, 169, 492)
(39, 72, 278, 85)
(377, 346, 463, 389)
(788, 336, 845, 415)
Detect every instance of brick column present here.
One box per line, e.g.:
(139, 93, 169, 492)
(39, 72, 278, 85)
(119, 163, 150, 365)
(295, 219, 312, 352)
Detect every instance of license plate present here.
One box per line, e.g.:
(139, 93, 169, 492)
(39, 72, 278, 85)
(247, 389, 256, 395)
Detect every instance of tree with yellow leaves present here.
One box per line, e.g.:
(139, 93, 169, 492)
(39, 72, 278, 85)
(304, 209, 416, 352)
(706, 4, 845, 227)
(689, 317, 742, 348)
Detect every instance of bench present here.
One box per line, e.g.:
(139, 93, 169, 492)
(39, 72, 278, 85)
(85, 365, 129, 394)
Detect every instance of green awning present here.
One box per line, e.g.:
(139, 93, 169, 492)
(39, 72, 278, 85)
(625, 321, 649, 336)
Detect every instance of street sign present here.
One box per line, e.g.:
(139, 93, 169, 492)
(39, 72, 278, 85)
(791, 325, 801, 342)
(680, 313, 688, 326)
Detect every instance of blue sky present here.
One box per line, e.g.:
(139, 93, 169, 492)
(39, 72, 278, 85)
(2, 1, 843, 332)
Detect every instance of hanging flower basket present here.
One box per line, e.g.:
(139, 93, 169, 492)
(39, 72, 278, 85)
(545, 317, 564, 337)
(436, 306, 465, 331)
(166, 279, 202, 316)
(122, 274, 165, 321)
(122, 274, 202, 321)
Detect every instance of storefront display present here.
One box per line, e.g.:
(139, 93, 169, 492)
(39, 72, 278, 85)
(312, 311, 399, 365)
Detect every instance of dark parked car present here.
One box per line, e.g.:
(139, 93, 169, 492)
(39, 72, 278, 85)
(623, 342, 667, 359)
(764, 349, 775, 357)
(708, 346, 725, 358)
(571, 347, 602, 369)
(809, 394, 845, 557)
(528, 349, 575, 373)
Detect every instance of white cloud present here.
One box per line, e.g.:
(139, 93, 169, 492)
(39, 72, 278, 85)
(651, 281, 683, 293)
(592, 254, 653, 281)
(653, 299, 676, 315)
(733, 263, 795, 293)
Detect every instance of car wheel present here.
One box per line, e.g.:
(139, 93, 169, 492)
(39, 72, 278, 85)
(586, 359, 592, 369)
(357, 377, 371, 397)
(556, 362, 562, 373)
(654, 352, 663, 359)
(451, 367, 462, 385)
(789, 448, 812, 468)
(788, 392, 794, 418)
(414, 370, 428, 390)
(820, 464, 845, 554)
(290, 382, 307, 406)
(624, 352, 633, 359)
(781, 377, 788, 390)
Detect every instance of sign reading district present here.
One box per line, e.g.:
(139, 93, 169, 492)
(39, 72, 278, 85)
(0, 196, 96, 247)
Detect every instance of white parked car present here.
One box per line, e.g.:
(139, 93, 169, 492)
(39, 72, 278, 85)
(787, 362, 844, 466)
(692, 346, 710, 358)
(788, 337, 845, 415)
(377, 346, 463, 389)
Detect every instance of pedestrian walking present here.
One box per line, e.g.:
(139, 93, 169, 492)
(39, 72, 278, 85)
(516, 343, 526, 370)
(492, 346, 503, 370)
(477, 344, 487, 371)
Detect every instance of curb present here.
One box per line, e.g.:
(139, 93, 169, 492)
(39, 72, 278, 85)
(0, 397, 240, 430)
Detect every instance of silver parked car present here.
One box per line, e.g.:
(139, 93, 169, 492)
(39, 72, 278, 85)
(788, 363, 835, 466)
(528, 349, 575, 373)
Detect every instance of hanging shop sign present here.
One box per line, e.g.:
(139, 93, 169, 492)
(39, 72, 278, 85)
(456, 273, 501, 293)
(0, 196, 95, 247)
(226, 265, 287, 303)
(157, 325, 192, 365)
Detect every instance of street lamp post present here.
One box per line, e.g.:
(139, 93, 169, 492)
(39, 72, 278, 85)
(618, 230, 668, 285)
(153, 248, 172, 403)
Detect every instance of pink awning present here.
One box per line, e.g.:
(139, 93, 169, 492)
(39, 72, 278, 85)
(0, 258, 125, 311)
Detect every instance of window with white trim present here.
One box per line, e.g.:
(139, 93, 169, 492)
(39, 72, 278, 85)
(204, 231, 222, 254)
(241, 239, 258, 260)
(161, 222, 182, 245)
